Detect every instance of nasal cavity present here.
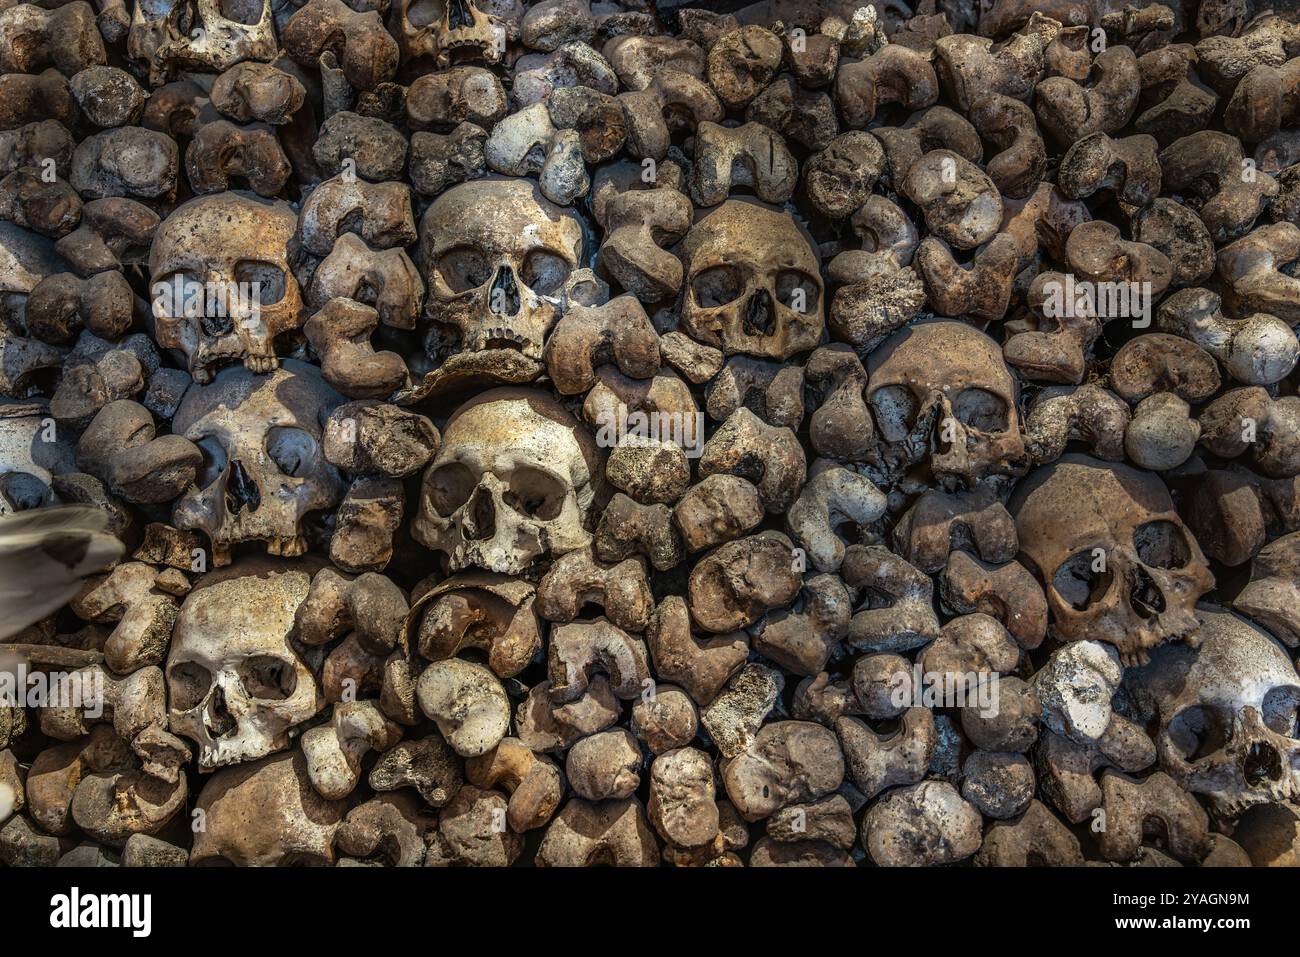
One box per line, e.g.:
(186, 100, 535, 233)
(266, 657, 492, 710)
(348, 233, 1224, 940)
(448, 0, 475, 29)
(1245, 740, 1282, 784)
(743, 287, 775, 336)
(208, 684, 237, 738)
(225, 459, 261, 514)
(201, 311, 234, 337)
(464, 485, 496, 541)
(489, 266, 521, 318)
(1128, 565, 1166, 618)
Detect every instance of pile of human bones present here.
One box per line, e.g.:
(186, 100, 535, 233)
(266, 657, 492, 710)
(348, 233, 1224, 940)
(2, 0, 1300, 868)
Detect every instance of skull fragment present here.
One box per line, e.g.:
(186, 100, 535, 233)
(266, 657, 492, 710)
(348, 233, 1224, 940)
(391, 0, 516, 67)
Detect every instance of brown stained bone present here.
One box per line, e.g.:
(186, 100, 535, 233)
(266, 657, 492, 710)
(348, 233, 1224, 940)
(465, 738, 562, 832)
(974, 799, 1084, 866)
(646, 596, 747, 707)
(1217, 221, 1300, 324)
(1159, 131, 1279, 243)
(892, 486, 1019, 576)
(1233, 531, 1300, 647)
(590, 163, 692, 302)
(934, 30, 1043, 110)
(687, 532, 802, 634)
(939, 550, 1047, 650)
(535, 797, 658, 866)
(1096, 770, 1210, 864)
(840, 544, 941, 654)
(544, 295, 659, 395)
(1199, 388, 1300, 479)
(306, 299, 410, 400)
(1156, 287, 1298, 387)
(970, 93, 1045, 199)
(283, 0, 399, 92)
(836, 44, 938, 127)
(1185, 466, 1300, 567)
(690, 121, 797, 207)
(1110, 333, 1222, 402)
(698, 408, 805, 514)
(872, 107, 982, 188)
(1023, 383, 1131, 467)
(0, 3, 106, 76)
(9, 0, 1300, 871)
(861, 779, 982, 866)
(1058, 131, 1161, 209)
(536, 548, 653, 633)
(1035, 45, 1140, 147)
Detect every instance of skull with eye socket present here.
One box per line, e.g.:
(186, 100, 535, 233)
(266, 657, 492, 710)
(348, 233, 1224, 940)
(166, 559, 323, 770)
(150, 191, 302, 384)
(418, 178, 584, 376)
(170, 359, 347, 566)
(1126, 606, 1300, 818)
(1012, 454, 1215, 666)
(866, 320, 1024, 486)
(412, 387, 603, 576)
(391, 0, 518, 67)
(678, 200, 824, 361)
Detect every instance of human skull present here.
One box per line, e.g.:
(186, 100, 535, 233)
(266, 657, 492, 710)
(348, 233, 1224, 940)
(128, 0, 279, 85)
(418, 178, 584, 365)
(391, 0, 517, 67)
(1012, 454, 1215, 665)
(0, 401, 75, 513)
(150, 191, 302, 384)
(866, 320, 1024, 486)
(678, 200, 824, 361)
(1125, 606, 1300, 817)
(413, 387, 602, 575)
(171, 359, 346, 566)
(166, 559, 323, 770)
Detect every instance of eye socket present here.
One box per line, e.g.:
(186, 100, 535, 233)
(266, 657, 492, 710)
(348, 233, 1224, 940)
(952, 388, 1009, 433)
(195, 436, 228, 489)
(219, 0, 264, 25)
(406, 0, 443, 27)
(504, 466, 566, 520)
(1168, 705, 1227, 762)
(239, 655, 297, 700)
(426, 462, 477, 517)
(152, 270, 205, 318)
(691, 265, 744, 309)
(870, 385, 919, 442)
(522, 250, 571, 296)
(775, 270, 819, 314)
(1051, 549, 1114, 611)
(266, 427, 318, 478)
(1263, 686, 1300, 737)
(1133, 520, 1191, 569)
(437, 247, 492, 293)
(234, 261, 287, 306)
(168, 661, 213, 711)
